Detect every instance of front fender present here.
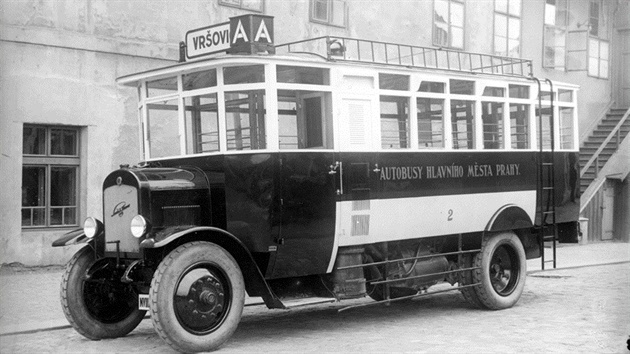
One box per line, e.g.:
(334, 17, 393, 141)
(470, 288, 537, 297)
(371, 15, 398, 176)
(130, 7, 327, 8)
(52, 228, 87, 247)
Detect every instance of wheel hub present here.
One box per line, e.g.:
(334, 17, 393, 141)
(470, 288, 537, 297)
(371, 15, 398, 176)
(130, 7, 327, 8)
(174, 268, 229, 334)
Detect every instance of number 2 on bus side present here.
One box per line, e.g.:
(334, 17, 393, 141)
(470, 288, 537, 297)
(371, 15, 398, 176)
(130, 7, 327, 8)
(447, 209, 453, 221)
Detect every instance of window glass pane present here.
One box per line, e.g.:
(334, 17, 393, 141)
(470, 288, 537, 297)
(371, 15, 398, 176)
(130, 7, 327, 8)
(379, 73, 409, 91)
(50, 128, 77, 156)
(509, 0, 521, 16)
(508, 18, 520, 39)
(185, 94, 219, 154)
(223, 65, 265, 85)
(241, 0, 263, 11)
(417, 98, 444, 148)
(545, 1, 556, 25)
(495, 35, 507, 56)
(600, 41, 609, 59)
(380, 96, 409, 149)
(483, 87, 505, 97)
(147, 76, 178, 97)
(508, 39, 520, 57)
(277, 66, 329, 85)
(451, 2, 464, 27)
(434, 0, 449, 47)
(588, 56, 599, 76)
(50, 167, 77, 226)
(183, 69, 217, 91)
(559, 107, 574, 149)
(451, 100, 475, 149)
(482, 102, 504, 149)
(536, 107, 553, 150)
(313, 0, 329, 21)
(495, 14, 507, 37)
(418, 81, 445, 93)
(495, 0, 508, 13)
(450, 79, 475, 95)
(600, 59, 609, 78)
(22, 166, 46, 226)
(589, 38, 599, 58)
(147, 98, 180, 158)
(510, 104, 529, 149)
(23, 126, 46, 155)
(558, 89, 573, 102)
(225, 90, 266, 150)
(451, 27, 464, 48)
(331, 0, 346, 27)
(509, 84, 529, 98)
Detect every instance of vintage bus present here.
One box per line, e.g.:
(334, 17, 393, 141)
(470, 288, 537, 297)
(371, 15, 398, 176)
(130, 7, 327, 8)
(53, 15, 579, 353)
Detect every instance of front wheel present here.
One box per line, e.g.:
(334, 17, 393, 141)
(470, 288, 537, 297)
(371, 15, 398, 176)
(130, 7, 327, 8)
(472, 232, 527, 310)
(150, 241, 245, 353)
(60, 246, 146, 339)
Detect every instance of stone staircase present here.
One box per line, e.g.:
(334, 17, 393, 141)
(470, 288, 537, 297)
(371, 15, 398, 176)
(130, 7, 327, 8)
(579, 107, 630, 193)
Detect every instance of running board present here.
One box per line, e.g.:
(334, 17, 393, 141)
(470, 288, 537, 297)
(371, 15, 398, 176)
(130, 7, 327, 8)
(280, 297, 337, 309)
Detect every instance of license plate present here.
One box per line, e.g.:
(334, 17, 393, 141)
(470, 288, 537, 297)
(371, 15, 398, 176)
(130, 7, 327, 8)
(138, 294, 150, 310)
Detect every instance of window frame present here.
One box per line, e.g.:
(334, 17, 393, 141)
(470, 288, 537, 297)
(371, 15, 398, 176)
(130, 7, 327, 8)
(493, 0, 522, 58)
(309, 0, 347, 28)
(587, 0, 610, 79)
(22, 125, 81, 229)
(218, 0, 264, 13)
(432, 0, 465, 50)
(542, 0, 569, 71)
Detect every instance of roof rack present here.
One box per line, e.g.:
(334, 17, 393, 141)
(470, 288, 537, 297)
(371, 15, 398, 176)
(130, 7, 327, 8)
(275, 36, 533, 78)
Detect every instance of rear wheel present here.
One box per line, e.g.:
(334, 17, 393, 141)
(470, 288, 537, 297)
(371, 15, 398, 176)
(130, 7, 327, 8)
(60, 246, 146, 339)
(472, 232, 527, 309)
(150, 241, 245, 353)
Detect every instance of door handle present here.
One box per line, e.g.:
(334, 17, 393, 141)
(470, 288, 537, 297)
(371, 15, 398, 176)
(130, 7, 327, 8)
(373, 163, 381, 173)
(329, 161, 341, 175)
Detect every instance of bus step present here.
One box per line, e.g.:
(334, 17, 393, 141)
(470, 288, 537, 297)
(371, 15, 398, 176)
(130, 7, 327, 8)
(542, 187, 554, 190)
(281, 297, 336, 309)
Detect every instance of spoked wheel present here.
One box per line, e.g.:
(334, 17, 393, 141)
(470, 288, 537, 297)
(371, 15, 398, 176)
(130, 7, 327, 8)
(150, 242, 245, 353)
(60, 246, 146, 339)
(472, 232, 527, 310)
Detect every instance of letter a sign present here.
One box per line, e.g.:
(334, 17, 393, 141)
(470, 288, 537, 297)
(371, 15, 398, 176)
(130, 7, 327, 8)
(228, 14, 275, 54)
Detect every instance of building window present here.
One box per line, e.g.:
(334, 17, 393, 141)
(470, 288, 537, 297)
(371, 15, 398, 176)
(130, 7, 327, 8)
(310, 0, 347, 27)
(433, 0, 464, 49)
(219, 0, 264, 12)
(494, 0, 521, 57)
(543, 0, 568, 70)
(22, 125, 80, 228)
(588, 0, 609, 79)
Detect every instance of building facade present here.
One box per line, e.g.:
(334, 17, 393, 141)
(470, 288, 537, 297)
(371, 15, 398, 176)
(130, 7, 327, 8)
(1, 0, 628, 266)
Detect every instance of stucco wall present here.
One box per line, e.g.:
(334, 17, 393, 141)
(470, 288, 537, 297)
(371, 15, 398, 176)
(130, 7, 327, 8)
(1, 0, 624, 265)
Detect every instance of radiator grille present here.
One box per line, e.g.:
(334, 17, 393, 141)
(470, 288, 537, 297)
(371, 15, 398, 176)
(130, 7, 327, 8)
(104, 184, 139, 253)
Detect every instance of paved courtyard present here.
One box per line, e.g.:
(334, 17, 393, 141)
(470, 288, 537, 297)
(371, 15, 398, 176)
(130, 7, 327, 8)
(1, 243, 629, 353)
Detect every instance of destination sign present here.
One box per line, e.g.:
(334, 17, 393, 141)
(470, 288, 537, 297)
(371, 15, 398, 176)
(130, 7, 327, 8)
(185, 22, 231, 59)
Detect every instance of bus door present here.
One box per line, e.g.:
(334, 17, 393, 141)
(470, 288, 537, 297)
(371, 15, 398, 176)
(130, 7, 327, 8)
(334, 94, 380, 248)
(269, 91, 337, 278)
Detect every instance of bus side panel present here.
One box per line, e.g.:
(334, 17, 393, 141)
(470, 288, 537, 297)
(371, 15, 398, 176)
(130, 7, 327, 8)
(535, 151, 580, 225)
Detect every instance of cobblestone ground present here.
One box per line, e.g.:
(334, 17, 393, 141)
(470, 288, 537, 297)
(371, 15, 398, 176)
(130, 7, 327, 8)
(1, 262, 628, 353)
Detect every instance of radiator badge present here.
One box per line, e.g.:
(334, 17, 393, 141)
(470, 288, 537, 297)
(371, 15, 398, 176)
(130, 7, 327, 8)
(112, 202, 130, 217)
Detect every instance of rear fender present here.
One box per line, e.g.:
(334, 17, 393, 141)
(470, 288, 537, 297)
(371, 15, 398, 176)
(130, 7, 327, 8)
(485, 204, 533, 232)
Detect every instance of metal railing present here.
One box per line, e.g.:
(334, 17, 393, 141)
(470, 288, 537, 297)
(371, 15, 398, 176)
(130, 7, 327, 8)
(276, 36, 533, 78)
(580, 108, 630, 179)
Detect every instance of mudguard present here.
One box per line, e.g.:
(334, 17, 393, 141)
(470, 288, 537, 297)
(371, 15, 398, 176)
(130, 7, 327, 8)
(52, 228, 88, 247)
(486, 204, 533, 232)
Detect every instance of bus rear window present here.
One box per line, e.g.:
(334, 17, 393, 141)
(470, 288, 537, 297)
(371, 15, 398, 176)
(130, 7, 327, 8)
(147, 77, 178, 97)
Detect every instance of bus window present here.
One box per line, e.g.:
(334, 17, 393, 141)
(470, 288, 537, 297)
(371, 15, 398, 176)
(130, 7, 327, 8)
(482, 86, 505, 97)
(183, 69, 217, 90)
(559, 107, 574, 149)
(416, 98, 444, 148)
(277, 66, 329, 85)
(451, 100, 475, 149)
(535, 106, 552, 150)
(418, 81, 445, 93)
(380, 96, 409, 149)
(147, 76, 177, 98)
(509, 84, 529, 98)
(482, 102, 504, 149)
(223, 65, 265, 85)
(558, 89, 573, 102)
(225, 90, 266, 150)
(185, 93, 219, 154)
(379, 73, 409, 91)
(510, 103, 529, 149)
(147, 98, 180, 158)
(278, 90, 331, 149)
(450, 79, 475, 95)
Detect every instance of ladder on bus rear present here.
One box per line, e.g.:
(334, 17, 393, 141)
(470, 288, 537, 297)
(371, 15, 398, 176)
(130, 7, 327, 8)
(532, 77, 557, 270)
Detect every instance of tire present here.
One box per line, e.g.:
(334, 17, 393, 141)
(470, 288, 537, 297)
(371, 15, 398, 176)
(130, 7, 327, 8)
(472, 232, 527, 310)
(150, 241, 245, 353)
(458, 254, 484, 308)
(60, 246, 146, 339)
